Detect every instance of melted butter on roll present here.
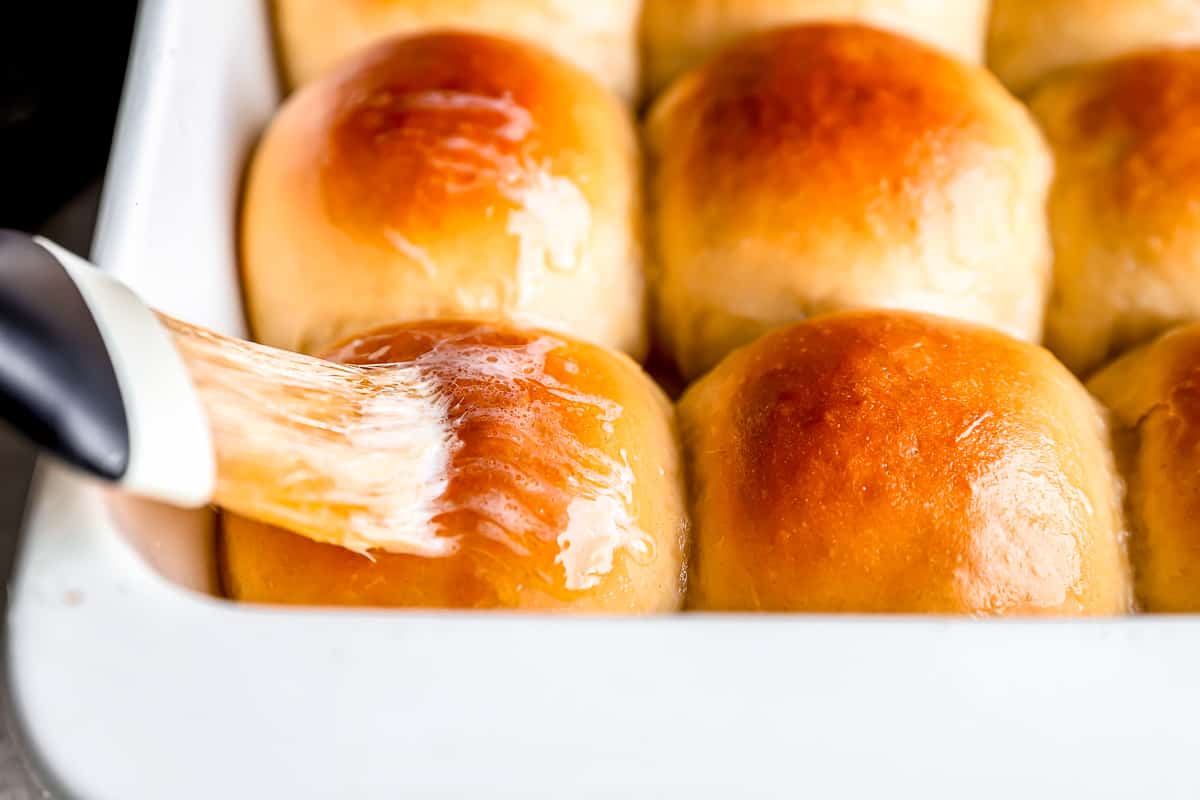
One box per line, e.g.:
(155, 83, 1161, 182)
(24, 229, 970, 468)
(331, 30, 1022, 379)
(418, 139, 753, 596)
(243, 32, 645, 359)
(220, 321, 687, 611)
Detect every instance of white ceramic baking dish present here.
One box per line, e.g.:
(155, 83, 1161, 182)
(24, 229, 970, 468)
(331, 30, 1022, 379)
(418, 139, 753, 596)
(7, 1, 1200, 797)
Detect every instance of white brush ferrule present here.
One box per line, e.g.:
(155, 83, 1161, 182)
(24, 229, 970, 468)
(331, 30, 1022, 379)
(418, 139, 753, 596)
(34, 237, 215, 508)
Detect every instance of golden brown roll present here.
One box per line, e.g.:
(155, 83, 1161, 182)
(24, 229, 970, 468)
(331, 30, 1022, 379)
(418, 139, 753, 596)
(221, 320, 688, 611)
(989, 0, 1200, 95)
(273, 0, 641, 101)
(242, 32, 645, 359)
(1088, 324, 1200, 612)
(679, 310, 1131, 614)
(647, 24, 1053, 380)
(1031, 49, 1200, 377)
(641, 0, 990, 100)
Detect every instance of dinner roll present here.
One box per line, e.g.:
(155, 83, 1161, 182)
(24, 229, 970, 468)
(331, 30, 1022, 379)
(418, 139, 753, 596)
(242, 32, 645, 358)
(989, 0, 1200, 95)
(221, 321, 688, 611)
(641, 0, 990, 100)
(679, 311, 1131, 614)
(273, 0, 641, 101)
(1031, 49, 1200, 377)
(1088, 324, 1200, 612)
(647, 24, 1053, 380)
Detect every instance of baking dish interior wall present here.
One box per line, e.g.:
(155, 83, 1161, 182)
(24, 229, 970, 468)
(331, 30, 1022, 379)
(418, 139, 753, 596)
(90, 0, 280, 593)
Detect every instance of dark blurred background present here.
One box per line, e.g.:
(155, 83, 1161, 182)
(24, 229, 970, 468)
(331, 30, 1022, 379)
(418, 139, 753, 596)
(1, 4, 139, 231)
(1, 2, 140, 794)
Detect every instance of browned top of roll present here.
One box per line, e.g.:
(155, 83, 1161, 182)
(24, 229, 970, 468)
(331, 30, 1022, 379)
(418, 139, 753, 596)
(647, 23, 1031, 231)
(241, 29, 644, 356)
(679, 311, 1130, 614)
(1032, 48, 1200, 236)
(314, 31, 611, 249)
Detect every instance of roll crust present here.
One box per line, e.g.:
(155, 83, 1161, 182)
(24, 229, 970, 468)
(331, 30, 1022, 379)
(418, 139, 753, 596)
(221, 321, 688, 611)
(647, 24, 1053, 379)
(640, 0, 989, 101)
(1032, 49, 1200, 376)
(273, 0, 641, 101)
(679, 311, 1131, 614)
(989, 0, 1200, 95)
(242, 32, 645, 358)
(1088, 324, 1200, 612)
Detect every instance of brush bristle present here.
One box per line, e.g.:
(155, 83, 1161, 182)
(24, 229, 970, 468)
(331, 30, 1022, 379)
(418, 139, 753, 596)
(160, 316, 458, 557)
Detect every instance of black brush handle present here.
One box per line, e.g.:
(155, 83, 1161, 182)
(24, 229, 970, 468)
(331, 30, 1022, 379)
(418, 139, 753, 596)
(0, 230, 214, 506)
(0, 229, 129, 480)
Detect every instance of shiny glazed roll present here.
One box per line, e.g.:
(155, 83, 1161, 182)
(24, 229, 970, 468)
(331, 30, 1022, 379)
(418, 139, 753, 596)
(679, 311, 1131, 614)
(220, 321, 688, 611)
(641, 0, 990, 99)
(273, 0, 641, 101)
(1031, 49, 1200, 377)
(1088, 324, 1200, 612)
(242, 32, 645, 359)
(989, 0, 1200, 95)
(647, 24, 1053, 380)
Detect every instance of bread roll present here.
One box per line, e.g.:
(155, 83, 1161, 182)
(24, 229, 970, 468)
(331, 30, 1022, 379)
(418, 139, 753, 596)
(989, 0, 1200, 95)
(641, 0, 990, 100)
(242, 32, 645, 359)
(679, 310, 1131, 614)
(1031, 50, 1200, 377)
(1088, 323, 1200, 612)
(221, 321, 688, 611)
(647, 24, 1053, 380)
(273, 0, 641, 102)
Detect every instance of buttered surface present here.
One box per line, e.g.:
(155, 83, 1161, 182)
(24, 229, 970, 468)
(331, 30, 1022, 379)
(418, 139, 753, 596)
(320, 60, 593, 287)
(680, 312, 1131, 614)
(221, 322, 687, 611)
(241, 31, 645, 359)
(647, 23, 1051, 379)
